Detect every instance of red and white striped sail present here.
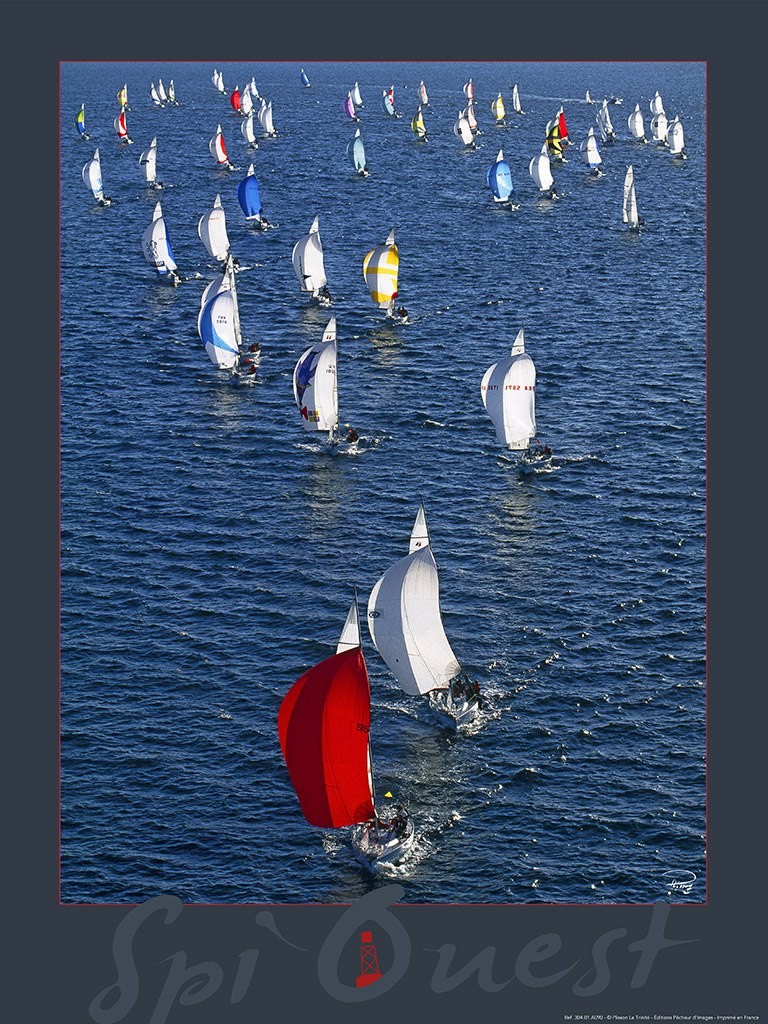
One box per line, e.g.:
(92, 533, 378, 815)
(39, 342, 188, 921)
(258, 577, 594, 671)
(209, 124, 229, 165)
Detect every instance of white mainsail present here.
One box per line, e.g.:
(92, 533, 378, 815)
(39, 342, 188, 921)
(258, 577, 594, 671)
(240, 87, 254, 117)
(82, 148, 105, 202)
(139, 136, 157, 184)
(580, 127, 602, 170)
(668, 115, 685, 155)
(157, 79, 167, 104)
(241, 112, 258, 146)
(622, 165, 640, 229)
(529, 143, 554, 191)
(367, 508, 462, 697)
(511, 83, 523, 114)
(150, 82, 163, 106)
(628, 103, 645, 140)
(453, 111, 474, 146)
(141, 200, 177, 276)
(336, 597, 361, 653)
(650, 91, 665, 115)
(352, 81, 364, 107)
(292, 318, 339, 436)
(480, 328, 536, 450)
(197, 194, 230, 262)
(292, 215, 327, 297)
(409, 505, 429, 553)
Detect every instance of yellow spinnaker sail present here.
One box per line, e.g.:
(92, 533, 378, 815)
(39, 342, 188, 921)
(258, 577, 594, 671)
(363, 232, 399, 307)
(492, 94, 505, 121)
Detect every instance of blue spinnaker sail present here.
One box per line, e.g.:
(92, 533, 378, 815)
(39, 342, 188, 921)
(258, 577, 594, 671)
(198, 290, 239, 368)
(487, 156, 514, 201)
(237, 173, 262, 219)
(347, 133, 366, 173)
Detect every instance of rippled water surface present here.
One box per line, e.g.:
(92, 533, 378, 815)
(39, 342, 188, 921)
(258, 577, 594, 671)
(61, 61, 706, 904)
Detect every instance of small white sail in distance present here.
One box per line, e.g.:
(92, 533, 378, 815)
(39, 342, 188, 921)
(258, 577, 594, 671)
(367, 507, 462, 697)
(623, 165, 640, 229)
(480, 327, 536, 450)
(291, 215, 327, 297)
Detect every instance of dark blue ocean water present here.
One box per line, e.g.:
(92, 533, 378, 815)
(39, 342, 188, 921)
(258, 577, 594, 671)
(60, 61, 705, 905)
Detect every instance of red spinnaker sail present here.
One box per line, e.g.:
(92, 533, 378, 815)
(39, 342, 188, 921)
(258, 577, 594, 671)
(278, 647, 375, 829)
(230, 88, 241, 112)
(558, 110, 569, 141)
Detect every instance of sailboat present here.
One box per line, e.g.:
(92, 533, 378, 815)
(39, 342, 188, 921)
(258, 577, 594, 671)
(300, 68, 311, 88)
(293, 317, 342, 444)
(622, 164, 641, 232)
(381, 88, 397, 117)
(585, 89, 593, 104)
(650, 90, 665, 116)
(114, 107, 133, 144)
(75, 103, 89, 139)
(278, 596, 415, 868)
(487, 149, 518, 208)
(240, 86, 254, 118)
(343, 91, 359, 122)
(215, 70, 226, 94)
(463, 78, 475, 101)
(346, 127, 368, 175)
(465, 100, 480, 134)
(141, 200, 179, 284)
(628, 103, 647, 142)
(209, 124, 233, 168)
(596, 100, 616, 143)
(230, 85, 241, 113)
(491, 92, 506, 126)
(197, 194, 231, 263)
(167, 80, 178, 105)
(82, 149, 111, 206)
(453, 110, 475, 148)
(580, 127, 604, 175)
(481, 327, 546, 471)
(237, 164, 267, 226)
(116, 83, 129, 109)
(411, 105, 428, 141)
(258, 98, 278, 137)
(363, 230, 400, 317)
(529, 143, 557, 197)
(667, 116, 687, 158)
(367, 506, 482, 729)
(650, 109, 669, 144)
(292, 216, 330, 304)
(418, 80, 429, 106)
(197, 256, 243, 369)
(241, 111, 259, 148)
(511, 83, 524, 114)
(212, 68, 220, 90)
(351, 81, 364, 108)
(139, 136, 161, 188)
(545, 115, 566, 162)
(157, 79, 168, 105)
(149, 82, 164, 107)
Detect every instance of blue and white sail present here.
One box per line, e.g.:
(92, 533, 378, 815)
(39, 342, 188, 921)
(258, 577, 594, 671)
(82, 148, 108, 204)
(382, 88, 396, 117)
(347, 128, 368, 175)
(197, 257, 242, 369)
(480, 328, 536, 451)
(292, 215, 327, 299)
(197, 194, 230, 263)
(293, 318, 339, 438)
(300, 68, 311, 88)
(487, 148, 514, 203)
(141, 200, 178, 280)
(237, 164, 264, 223)
(580, 127, 603, 171)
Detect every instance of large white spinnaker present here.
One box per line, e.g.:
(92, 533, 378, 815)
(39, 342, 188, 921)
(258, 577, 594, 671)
(453, 111, 474, 146)
(367, 516, 462, 697)
(529, 143, 555, 192)
(628, 103, 646, 141)
(651, 110, 668, 143)
(82, 148, 106, 203)
(241, 112, 258, 147)
(141, 200, 178, 278)
(197, 194, 230, 262)
(623, 164, 640, 230)
(650, 91, 665, 116)
(480, 328, 536, 450)
(667, 115, 686, 156)
(292, 215, 327, 298)
(139, 136, 158, 184)
(197, 258, 241, 369)
(292, 318, 339, 437)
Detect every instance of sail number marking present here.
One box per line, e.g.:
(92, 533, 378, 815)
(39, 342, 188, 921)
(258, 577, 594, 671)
(355, 723, 370, 733)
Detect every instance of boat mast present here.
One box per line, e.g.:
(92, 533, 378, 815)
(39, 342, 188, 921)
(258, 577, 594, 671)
(227, 256, 242, 348)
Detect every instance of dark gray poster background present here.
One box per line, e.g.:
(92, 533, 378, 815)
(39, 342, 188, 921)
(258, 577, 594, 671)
(8, 1, 763, 1021)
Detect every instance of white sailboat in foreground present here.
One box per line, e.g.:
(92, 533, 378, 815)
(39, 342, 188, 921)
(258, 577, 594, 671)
(367, 506, 482, 729)
(293, 317, 355, 446)
(278, 596, 415, 869)
(481, 327, 549, 471)
(292, 216, 330, 305)
(197, 256, 243, 370)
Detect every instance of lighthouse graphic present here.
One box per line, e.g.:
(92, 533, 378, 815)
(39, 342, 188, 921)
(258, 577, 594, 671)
(355, 930, 383, 987)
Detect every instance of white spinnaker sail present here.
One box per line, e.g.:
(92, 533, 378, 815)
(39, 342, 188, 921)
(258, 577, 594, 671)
(623, 165, 639, 228)
(367, 544, 462, 697)
(198, 194, 230, 261)
(529, 144, 554, 190)
(668, 116, 685, 154)
(262, 101, 275, 135)
(241, 112, 257, 145)
(454, 112, 474, 146)
(628, 104, 645, 139)
(580, 127, 602, 168)
(409, 506, 429, 553)
(141, 200, 177, 274)
(480, 328, 536, 450)
(650, 91, 665, 115)
(336, 598, 361, 653)
(240, 87, 253, 116)
(82, 149, 104, 201)
(139, 137, 157, 183)
(292, 319, 338, 434)
(292, 215, 327, 296)
(200, 272, 228, 308)
(209, 124, 228, 163)
(651, 111, 668, 142)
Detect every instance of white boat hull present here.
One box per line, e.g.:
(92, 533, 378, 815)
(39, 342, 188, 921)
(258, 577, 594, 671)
(427, 688, 481, 729)
(352, 819, 415, 866)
